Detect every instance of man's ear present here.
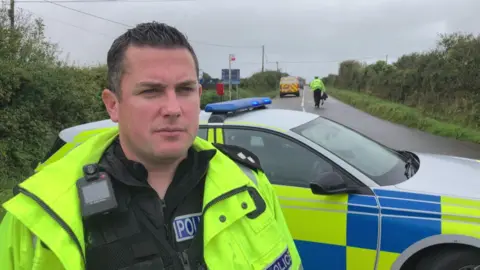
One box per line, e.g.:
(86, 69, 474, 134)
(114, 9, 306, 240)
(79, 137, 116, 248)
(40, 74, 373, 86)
(102, 89, 119, 123)
(198, 84, 203, 97)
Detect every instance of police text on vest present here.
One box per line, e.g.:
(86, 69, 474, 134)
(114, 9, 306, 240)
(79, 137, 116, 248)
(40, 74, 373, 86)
(173, 212, 202, 242)
(265, 248, 292, 270)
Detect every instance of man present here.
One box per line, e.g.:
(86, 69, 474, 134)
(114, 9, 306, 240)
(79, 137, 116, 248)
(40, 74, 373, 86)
(309, 76, 326, 108)
(0, 22, 302, 269)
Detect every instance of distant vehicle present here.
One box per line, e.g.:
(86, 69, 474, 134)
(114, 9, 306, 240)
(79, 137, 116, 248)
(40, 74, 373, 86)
(36, 98, 480, 270)
(297, 77, 305, 89)
(279, 76, 300, 98)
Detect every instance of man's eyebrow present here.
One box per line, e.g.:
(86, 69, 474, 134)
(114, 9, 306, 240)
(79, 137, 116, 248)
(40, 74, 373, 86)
(136, 82, 167, 88)
(135, 80, 197, 89)
(175, 80, 198, 87)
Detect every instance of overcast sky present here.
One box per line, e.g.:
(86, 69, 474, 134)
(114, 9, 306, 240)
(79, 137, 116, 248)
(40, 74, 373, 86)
(12, 0, 480, 80)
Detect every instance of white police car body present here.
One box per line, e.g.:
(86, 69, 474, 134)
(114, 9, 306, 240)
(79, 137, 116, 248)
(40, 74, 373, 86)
(43, 97, 480, 270)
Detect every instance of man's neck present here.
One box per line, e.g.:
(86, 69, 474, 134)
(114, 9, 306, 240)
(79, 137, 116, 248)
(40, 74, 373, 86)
(117, 136, 188, 198)
(145, 155, 186, 199)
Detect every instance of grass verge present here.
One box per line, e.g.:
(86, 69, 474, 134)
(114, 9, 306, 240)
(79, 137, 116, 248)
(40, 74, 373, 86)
(328, 88, 480, 144)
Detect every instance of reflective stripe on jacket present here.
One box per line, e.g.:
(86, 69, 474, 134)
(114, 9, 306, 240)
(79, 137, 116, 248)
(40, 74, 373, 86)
(0, 126, 302, 270)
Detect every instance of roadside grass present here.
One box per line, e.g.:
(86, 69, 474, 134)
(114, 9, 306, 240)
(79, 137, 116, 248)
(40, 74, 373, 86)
(328, 88, 480, 144)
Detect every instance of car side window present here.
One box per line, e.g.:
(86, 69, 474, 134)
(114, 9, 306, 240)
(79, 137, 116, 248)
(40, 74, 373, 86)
(197, 127, 208, 140)
(224, 128, 334, 188)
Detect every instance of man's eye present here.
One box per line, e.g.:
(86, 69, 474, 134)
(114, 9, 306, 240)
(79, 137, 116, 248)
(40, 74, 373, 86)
(142, 89, 156, 94)
(179, 87, 194, 92)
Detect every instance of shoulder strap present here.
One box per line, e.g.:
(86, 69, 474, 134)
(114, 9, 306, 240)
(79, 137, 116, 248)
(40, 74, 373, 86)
(212, 143, 262, 186)
(235, 162, 258, 186)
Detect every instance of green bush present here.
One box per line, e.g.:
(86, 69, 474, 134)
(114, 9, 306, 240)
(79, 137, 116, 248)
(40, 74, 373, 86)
(0, 11, 107, 187)
(240, 70, 289, 93)
(323, 32, 480, 131)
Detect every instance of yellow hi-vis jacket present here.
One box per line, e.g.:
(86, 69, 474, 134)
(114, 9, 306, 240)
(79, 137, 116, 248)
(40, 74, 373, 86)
(0, 127, 302, 270)
(309, 78, 325, 91)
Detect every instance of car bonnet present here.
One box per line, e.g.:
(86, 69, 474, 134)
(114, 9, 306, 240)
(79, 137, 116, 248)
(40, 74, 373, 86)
(394, 153, 480, 199)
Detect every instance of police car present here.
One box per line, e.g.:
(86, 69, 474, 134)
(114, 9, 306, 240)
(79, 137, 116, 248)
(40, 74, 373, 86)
(37, 97, 480, 270)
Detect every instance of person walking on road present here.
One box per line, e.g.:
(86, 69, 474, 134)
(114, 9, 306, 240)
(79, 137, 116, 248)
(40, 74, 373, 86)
(0, 21, 302, 270)
(309, 76, 327, 108)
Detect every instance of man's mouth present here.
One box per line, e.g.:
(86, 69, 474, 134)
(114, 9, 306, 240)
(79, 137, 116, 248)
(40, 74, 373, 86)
(154, 128, 186, 133)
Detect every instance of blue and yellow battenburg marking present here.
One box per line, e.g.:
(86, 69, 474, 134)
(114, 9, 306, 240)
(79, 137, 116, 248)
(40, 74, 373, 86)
(274, 185, 480, 270)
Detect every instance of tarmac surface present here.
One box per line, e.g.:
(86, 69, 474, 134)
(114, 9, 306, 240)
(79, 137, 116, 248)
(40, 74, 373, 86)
(271, 88, 480, 159)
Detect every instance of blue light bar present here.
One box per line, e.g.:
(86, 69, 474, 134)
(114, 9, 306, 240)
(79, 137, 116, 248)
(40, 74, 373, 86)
(204, 97, 272, 113)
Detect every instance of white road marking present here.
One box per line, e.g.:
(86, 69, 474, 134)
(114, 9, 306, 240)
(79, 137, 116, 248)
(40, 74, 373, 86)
(301, 89, 305, 111)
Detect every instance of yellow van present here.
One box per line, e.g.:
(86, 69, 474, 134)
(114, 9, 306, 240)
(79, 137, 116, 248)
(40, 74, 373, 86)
(279, 76, 300, 98)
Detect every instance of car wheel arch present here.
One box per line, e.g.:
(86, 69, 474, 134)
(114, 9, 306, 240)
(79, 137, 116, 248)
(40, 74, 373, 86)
(390, 234, 480, 270)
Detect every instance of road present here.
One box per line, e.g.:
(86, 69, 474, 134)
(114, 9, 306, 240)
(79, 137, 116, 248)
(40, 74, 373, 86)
(271, 88, 480, 159)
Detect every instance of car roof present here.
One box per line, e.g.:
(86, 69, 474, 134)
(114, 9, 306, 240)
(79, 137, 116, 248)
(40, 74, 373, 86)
(59, 107, 318, 142)
(280, 76, 298, 81)
(200, 108, 317, 129)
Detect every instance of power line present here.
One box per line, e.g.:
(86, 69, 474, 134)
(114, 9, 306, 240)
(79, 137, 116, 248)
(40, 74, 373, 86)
(29, 0, 261, 48)
(17, 0, 193, 2)
(267, 56, 384, 64)
(237, 55, 389, 66)
(21, 7, 115, 38)
(17, 4, 388, 63)
(235, 61, 264, 65)
(41, 0, 130, 27)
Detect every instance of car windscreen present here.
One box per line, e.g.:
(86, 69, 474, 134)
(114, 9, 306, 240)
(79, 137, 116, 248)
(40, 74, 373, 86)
(292, 117, 410, 186)
(280, 78, 297, 84)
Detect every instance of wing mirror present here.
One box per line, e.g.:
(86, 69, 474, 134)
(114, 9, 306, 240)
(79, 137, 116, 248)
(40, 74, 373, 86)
(310, 172, 355, 195)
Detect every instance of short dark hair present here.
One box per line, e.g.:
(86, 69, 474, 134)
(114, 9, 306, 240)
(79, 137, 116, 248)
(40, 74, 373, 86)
(106, 21, 199, 96)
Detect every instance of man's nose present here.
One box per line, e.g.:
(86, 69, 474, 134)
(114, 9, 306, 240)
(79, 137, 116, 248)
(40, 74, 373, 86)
(163, 89, 181, 117)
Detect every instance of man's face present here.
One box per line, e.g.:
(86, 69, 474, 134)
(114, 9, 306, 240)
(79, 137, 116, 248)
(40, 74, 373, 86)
(103, 46, 202, 162)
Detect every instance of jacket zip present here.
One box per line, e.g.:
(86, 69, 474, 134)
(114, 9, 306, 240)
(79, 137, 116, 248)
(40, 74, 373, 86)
(160, 200, 168, 238)
(179, 251, 191, 270)
(17, 187, 86, 266)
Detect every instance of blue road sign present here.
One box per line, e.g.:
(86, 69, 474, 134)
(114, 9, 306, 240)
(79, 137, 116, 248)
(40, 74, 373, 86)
(221, 69, 240, 85)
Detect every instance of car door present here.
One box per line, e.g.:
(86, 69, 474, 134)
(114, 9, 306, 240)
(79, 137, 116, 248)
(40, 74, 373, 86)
(221, 126, 380, 270)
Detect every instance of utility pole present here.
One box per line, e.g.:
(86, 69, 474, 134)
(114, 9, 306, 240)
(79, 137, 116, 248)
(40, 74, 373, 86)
(385, 54, 388, 64)
(8, 0, 14, 30)
(276, 61, 279, 72)
(261, 45, 265, 72)
(228, 54, 233, 100)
